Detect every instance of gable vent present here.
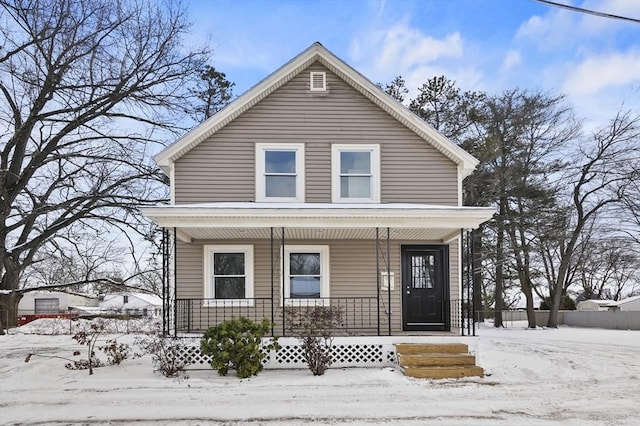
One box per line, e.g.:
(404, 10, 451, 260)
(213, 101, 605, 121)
(310, 72, 326, 91)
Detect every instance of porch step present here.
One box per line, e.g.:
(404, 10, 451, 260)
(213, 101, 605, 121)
(395, 343, 483, 379)
(395, 343, 469, 355)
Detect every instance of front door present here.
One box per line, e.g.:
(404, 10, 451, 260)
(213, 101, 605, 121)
(401, 245, 448, 331)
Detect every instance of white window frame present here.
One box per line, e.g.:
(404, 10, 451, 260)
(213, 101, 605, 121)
(282, 245, 330, 307)
(203, 245, 254, 307)
(331, 144, 381, 203)
(309, 71, 326, 91)
(256, 143, 305, 202)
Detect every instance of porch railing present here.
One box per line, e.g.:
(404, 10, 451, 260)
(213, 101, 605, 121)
(175, 297, 379, 335)
(175, 297, 467, 336)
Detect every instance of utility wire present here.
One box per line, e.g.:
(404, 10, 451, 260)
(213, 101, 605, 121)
(534, 0, 640, 24)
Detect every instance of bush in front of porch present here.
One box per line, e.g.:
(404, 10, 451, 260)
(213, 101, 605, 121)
(285, 306, 344, 376)
(200, 317, 279, 378)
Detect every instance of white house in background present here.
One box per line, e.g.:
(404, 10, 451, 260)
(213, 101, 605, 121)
(99, 292, 163, 317)
(576, 299, 616, 312)
(607, 295, 640, 312)
(18, 291, 98, 314)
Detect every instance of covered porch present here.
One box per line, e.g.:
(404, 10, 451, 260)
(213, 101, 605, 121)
(143, 203, 495, 337)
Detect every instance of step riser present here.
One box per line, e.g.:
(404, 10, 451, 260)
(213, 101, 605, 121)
(395, 343, 469, 355)
(398, 354, 476, 367)
(402, 366, 484, 379)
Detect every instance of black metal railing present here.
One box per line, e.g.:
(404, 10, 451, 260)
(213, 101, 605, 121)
(175, 296, 379, 335)
(175, 298, 274, 333)
(281, 297, 379, 336)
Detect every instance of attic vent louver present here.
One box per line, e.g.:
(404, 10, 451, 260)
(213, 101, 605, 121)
(310, 71, 326, 91)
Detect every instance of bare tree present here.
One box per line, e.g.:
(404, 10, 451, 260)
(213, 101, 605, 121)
(546, 111, 640, 327)
(0, 0, 207, 332)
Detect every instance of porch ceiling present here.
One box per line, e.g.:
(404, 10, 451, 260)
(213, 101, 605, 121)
(141, 202, 496, 243)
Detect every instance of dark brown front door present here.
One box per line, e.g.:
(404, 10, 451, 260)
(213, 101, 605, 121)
(401, 245, 448, 331)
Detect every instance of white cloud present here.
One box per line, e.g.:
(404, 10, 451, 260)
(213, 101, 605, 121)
(349, 21, 472, 96)
(562, 49, 640, 96)
(502, 50, 522, 70)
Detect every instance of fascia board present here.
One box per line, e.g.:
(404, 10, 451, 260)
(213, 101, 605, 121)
(141, 206, 496, 229)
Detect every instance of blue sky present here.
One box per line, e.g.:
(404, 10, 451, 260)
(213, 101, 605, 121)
(188, 0, 640, 128)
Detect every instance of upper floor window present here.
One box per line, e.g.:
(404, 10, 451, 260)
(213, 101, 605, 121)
(331, 144, 380, 203)
(256, 143, 305, 202)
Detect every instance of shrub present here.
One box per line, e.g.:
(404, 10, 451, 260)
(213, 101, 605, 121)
(101, 339, 130, 365)
(135, 335, 190, 379)
(200, 317, 278, 379)
(285, 306, 343, 376)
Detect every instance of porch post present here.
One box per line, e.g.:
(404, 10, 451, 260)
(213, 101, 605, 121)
(161, 228, 167, 336)
(173, 227, 178, 337)
(470, 229, 476, 337)
(461, 229, 465, 336)
(375, 227, 380, 336)
(281, 227, 286, 337)
(387, 227, 391, 336)
(270, 227, 274, 337)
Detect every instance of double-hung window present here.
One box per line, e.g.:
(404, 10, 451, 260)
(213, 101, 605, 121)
(283, 245, 330, 306)
(204, 245, 254, 306)
(331, 144, 380, 203)
(256, 143, 305, 202)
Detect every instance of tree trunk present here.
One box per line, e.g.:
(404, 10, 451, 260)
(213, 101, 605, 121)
(0, 291, 23, 334)
(494, 200, 506, 328)
(472, 227, 484, 322)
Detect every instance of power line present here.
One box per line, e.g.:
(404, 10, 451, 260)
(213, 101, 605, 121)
(534, 0, 640, 24)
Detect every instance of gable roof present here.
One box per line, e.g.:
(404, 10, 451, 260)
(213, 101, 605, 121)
(154, 42, 479, 177)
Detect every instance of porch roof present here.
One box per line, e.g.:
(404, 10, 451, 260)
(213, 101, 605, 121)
(142, 202, 495, 242)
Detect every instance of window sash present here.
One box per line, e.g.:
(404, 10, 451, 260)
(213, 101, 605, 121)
(256, 144, 305, 202)
(283, 246, 329, 305)
(331, 144, 380, 203)
(204, 245, 254, 306)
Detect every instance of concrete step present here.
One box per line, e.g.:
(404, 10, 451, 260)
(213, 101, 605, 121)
(398, 353, 476, 367)
(395, 343, 469, 355)
(402, 365, 484, 379)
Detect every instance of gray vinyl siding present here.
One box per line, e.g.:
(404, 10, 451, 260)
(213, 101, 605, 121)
(175, 238, 459, 333)
(174, 62, 458, 205)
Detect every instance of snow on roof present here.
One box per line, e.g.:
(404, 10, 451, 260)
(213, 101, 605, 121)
(580, 299, 616, 306)
(610, 295, 640, 307)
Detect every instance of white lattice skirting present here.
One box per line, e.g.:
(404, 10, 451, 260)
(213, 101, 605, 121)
(178, 337, 397, 369)
(176, 336, 477, 370)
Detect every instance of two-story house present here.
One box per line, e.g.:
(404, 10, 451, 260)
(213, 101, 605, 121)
(142, 42, 494, 338)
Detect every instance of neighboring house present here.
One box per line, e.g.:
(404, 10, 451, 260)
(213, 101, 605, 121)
(576, 300, 616, 312)
(142, 42, 495, 336)
(18, 291, 98, 315)
(607, 295, 640, 312)
(99, 293, 163, 317)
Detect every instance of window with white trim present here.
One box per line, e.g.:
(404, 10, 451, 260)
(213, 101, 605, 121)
(256, 143, 305, 202)
(203, 245, 254, 306)
(331, 144, 380, 203)
(283, 245, 330, 306)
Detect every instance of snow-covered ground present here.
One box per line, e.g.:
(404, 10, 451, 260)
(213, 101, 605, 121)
(1, 320, 639, 425)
